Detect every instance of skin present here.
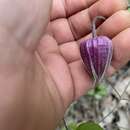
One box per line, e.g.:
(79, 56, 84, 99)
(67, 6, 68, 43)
(0, 0, 129, 129)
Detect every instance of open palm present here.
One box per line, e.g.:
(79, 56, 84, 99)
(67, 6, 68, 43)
(38, 0, 129, 107)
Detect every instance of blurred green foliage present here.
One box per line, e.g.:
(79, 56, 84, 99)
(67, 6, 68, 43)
(128, 0, 130, 10)
(62, 123, 77, 130)
(87, 84, 107, 100)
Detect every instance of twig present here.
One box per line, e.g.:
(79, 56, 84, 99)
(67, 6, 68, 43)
(63, 118, 70, 130)
(118, 126, 130, 130)
(99, 79, 130, 124)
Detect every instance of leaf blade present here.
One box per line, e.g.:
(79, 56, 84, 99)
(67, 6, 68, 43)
(76, 122, 104, 130)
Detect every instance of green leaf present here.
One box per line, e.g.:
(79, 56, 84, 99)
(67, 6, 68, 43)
(97, 87, 107, 96)
(76, 122, 104, 130)
(69, 123, 77, 130)
(87, 84, 107, 100)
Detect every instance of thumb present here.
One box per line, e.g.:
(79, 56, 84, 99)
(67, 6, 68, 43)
(0, 0, 52, 51)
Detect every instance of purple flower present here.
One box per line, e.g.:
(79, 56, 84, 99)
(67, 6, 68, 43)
(80, 16, 113, 83)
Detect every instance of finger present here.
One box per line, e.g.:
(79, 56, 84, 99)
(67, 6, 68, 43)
(38, 34, 59, 57)
(51, 0, 127, 44)
(79, 10, 130, 42)
(69, 60, 92, 99)
(58, 10, 130, 79)
(51, 19, 75, 44)
(51, 0, 98, 20)
(64, 0, 98, 17)
(88, 0, 128, 19)
(68, 0, 128, 40)
(97, 10, 130, 38)
(59, 41, 80, 63)
(110, 28, 130, 73)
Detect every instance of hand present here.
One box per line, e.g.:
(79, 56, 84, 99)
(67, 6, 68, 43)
(0, 0, 129, 130)
(38, 0, 129, 107)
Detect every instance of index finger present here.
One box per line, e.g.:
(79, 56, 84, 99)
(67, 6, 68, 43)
(51, 0, 98, 20)
(68, 0, 128, 40)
